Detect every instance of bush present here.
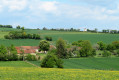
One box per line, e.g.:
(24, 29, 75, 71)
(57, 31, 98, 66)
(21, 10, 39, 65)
(73, 51, 80, 58)
(91, 49, 96, 57)
(102, 50, 111, 57)
(4, 35, 11, 39)
(116, 49, 119, 57)
(97, 41, 106, 50)
(106, 44, 115, 52)
(112, 41, 119, 49)
(41, 54, 63, 68)
(25, 54, 37, 61)
(45, 36, 52, 41)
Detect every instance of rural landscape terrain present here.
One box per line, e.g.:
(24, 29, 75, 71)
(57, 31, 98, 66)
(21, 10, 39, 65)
(1, 0, 119, 80)
(0, 26, 119, 80)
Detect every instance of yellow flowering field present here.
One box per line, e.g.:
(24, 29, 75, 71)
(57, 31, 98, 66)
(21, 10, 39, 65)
(0, 67, 119, 80)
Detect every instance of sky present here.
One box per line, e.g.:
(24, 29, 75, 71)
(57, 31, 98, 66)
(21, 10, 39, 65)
(0, 0, 119, 30)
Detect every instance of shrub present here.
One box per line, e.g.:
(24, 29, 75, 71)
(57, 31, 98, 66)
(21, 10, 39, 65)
(112, 41, 119, 49)
(102, 50, 111, 57)
(92, 49, 96, 57)
(41, 54, 63, 68)
(97, 41, 106, 50)
(4, 35, 11, 39)
(116, 49, 119, 57)
(106, 44, 115, 52)
(73, 51, 80, 58)
(45, 36, 52, 41)
(25, 54, 37, 61)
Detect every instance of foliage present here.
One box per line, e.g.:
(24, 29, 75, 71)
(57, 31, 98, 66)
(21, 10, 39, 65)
(0, 45, 7, 61)
(45, 36, 52, 41)
(67, 46, 80, 58)
(102, 50, 111, 57)
(41, 54, 63, 68)
(25, 54, 37, 61)
(16, 25, 21, 29)
(112, 41, 119, 49)
(0, 24, 12, 28)
(80, 40, 93, 57)
(91, 49, 96, 57)
(116, 49, 119, 57)
(7, 44, 18, 61)
(56, 38, 68, 59)
(39, 40, 50, 52)
(21, 27, 25, 31)
(106, 44, 115, 52)
(4, 31, 41, 39)
(0, 44, 18, 61)
(97, 41, 107, 50)
(72, 40, 84, 47)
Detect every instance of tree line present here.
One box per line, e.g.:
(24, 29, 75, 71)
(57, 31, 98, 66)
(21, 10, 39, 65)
(4, 31, 41, 39)
(0, 24, 12, 28)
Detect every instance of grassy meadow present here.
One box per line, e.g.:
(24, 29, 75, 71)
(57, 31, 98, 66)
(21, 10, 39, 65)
(0, 67, 119, 80)
(0, 61, 34, 67)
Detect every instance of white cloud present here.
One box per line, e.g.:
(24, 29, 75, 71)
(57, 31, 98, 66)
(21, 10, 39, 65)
(0, 5, 2, 12)
(0, 0, 27, 11)
(0, 0, 119, 22)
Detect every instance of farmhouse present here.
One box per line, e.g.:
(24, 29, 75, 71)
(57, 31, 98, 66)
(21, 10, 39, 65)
(15, 46, 39, 54)
(15, 45, 56, 54)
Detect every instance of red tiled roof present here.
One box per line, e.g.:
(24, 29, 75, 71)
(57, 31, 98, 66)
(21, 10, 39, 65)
(15, 46, 39, 54)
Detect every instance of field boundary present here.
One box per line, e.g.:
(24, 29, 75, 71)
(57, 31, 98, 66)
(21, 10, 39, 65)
(24, 61, 40, 68)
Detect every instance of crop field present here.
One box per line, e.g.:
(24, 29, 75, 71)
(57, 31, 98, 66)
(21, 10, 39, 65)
(39, 30, 119, 45)
(29, 58, 119, 70)
(0, 67, 119, 80)
(0, 39, 40, 46)
(0, 29, 119, 46)
(63, 58, 119, 70)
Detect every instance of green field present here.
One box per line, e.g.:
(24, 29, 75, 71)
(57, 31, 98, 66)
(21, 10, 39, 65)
(0, 29, 119, 46)
(29, 58, 119, 70)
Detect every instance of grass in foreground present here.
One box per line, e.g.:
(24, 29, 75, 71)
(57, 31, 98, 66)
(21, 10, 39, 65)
(0, 67, 119, 80)
(0, 61, 34, 67)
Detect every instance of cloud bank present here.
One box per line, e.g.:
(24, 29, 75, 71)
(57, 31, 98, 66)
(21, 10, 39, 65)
(0, 0, 119, 29)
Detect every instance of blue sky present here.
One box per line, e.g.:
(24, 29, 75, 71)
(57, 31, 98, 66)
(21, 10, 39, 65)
(0, 0, 119, 30)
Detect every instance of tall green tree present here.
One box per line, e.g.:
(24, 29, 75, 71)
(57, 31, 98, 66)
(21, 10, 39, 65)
(16, 25, 21, 29)
(80, 40, 93, 57)
(39, 40, 50, 53)
(56, 38, 68, 59)
(21, 27, 25, 31)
